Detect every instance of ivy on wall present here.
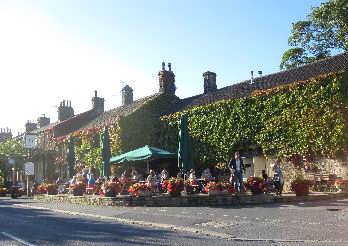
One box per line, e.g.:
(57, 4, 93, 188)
(161, 71, 348, 167)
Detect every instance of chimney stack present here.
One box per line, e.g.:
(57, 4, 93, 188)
(258, 71, 262, 77)
(92, 90, 104, 114)
(203, 71, 217, 94)
(250, 71, 254, 84)
(58, 100, 74, 121)
(25, 121, 37, 133)
(121, 85, 133, 106)
(37, 114, 50, 128)
(158, 61, 176, 95)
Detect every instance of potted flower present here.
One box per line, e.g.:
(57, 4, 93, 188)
(70, 182, 85, 196)
(162, 177, 184, 196)
(246, 176, 265, 195)
(204, 181, 224, 195)
(291, 172, 311, 196)
(334, 178, 345, 192)
(47, 184, 58, 195)
(128, 183, 151, 197)
(0, 185, 7, 197)
(37, 183, 48, 194)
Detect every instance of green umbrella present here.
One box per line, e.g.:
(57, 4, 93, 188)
(101, 127, 111, 177)
(67, 137, 75, 179)
(109, 145, 175, 163)
(178, 115, 193, 173)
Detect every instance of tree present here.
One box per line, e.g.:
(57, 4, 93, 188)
(281, 0, 348, 70)
(0, 139, 27, 182)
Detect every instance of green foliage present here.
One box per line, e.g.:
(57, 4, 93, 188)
(0, 138, 27, 180)
(75, 137, 103, 175)
(281, 0, 348, 69)
(162, 71, 348, 167)
(119, 94, 179, 152)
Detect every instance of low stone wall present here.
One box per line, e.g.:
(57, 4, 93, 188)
(34, 193, 276, 207)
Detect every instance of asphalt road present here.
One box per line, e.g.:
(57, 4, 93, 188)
(0, 197, 347, 245)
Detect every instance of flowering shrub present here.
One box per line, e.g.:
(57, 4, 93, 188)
(162, 177, 184, 195)
(246, 176, 265, 194)
(128, 183, 151, 197)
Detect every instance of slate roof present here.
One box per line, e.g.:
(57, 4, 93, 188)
(31, 52, 348, 137)
(175, 52, 348, 111)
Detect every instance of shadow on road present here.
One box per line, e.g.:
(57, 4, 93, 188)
(0, 198, 200, 245)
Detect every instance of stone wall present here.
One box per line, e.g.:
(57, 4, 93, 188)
(266, 158, 348, 192)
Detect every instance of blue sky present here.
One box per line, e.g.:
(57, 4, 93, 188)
(0, 0, 323, 133)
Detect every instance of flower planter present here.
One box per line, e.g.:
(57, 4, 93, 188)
(293, 183, 310, 196)
(72, 189, 84, 196)
(47, 190, 58, 195)
(207, 190, 222, 196)
(138, 190, 152, 197)
(168, 191, 181, 197)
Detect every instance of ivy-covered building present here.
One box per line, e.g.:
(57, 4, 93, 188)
(26, 52, 348, 188)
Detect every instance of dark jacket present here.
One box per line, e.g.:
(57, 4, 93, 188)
(228, 158, 245, 174)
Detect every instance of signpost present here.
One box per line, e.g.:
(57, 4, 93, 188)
(24, 134, 37, 149)
(24, 162, 35, 196)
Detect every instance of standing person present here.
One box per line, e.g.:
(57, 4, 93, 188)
(272, 157, 284, 195)
(228, 151, 245, 192)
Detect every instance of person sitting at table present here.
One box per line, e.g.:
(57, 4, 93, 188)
(160, 168, 169, 183)
(146, 169, 158, 192)
(188, 169, 198, 184)
(131, 168, 140, 181)
(201, 167, 213, 181)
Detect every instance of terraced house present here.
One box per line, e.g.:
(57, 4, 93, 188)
(26, 52, 348, 190)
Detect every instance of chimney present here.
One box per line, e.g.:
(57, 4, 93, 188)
(0, 128, 12, 142)
(158, 62, 176, 95)
(25, 121, 37, 133)
(37, 114, 50, 128)
(121, 85, 133, 106)
(203, 71, 217, 94)
(250, 70, 254, 84)
(58, 100, 74, 121)
(92, 90, 104, 114)
(258, 71, 262, 77)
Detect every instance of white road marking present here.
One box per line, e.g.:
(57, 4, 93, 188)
(1, 232, 37, 246)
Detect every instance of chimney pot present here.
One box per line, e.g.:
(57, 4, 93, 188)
(168, 62, 172, 72)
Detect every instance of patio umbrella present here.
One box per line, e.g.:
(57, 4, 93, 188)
(101, 127, 111, 177)
(178, 115, 193, 173)
(67, 137, 75, 179)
